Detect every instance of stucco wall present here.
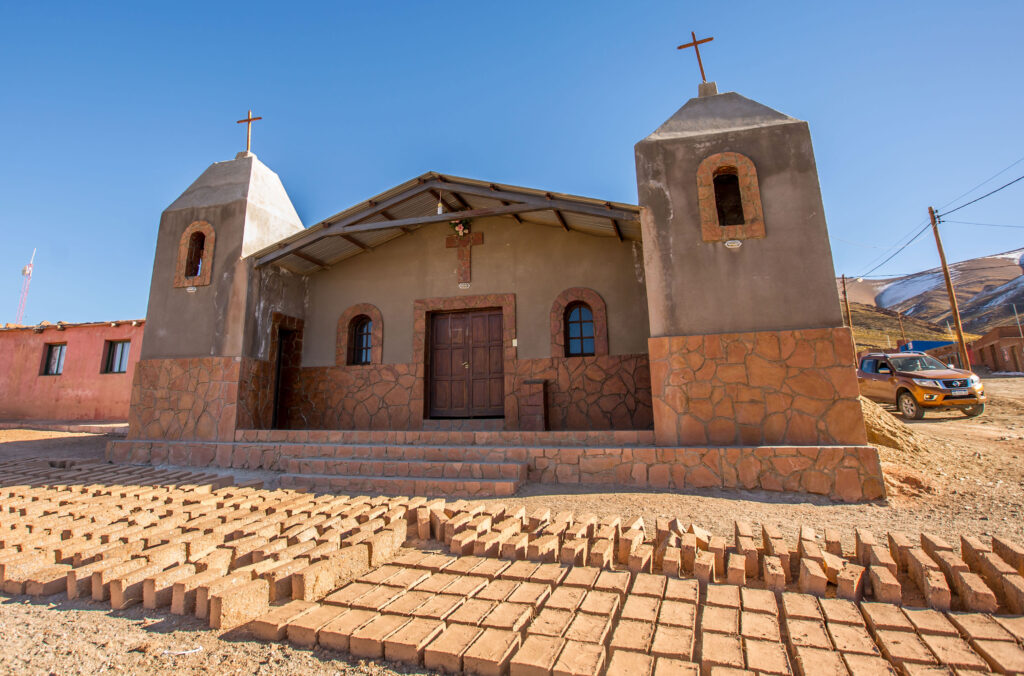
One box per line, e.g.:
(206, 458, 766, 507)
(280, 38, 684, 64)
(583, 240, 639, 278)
(301, 218, 650, 366)
(0, 322, 143, 421)
(636, 119, 845, 337)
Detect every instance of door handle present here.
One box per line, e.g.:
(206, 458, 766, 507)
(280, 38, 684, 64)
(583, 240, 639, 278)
(462, 362, 469, 369)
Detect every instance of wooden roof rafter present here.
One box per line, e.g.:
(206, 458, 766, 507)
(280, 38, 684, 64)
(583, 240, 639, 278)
(253, 173, 641, 269)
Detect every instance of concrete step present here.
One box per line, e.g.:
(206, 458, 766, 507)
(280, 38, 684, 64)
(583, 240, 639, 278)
(279, 472, 522, 497)
(236, 427, 654, 447)
(278, 444, 535, 464)
(282, 456, 528, 482)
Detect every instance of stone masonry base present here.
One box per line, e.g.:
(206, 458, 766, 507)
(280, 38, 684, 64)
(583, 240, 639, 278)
(107, 438, 885, 503)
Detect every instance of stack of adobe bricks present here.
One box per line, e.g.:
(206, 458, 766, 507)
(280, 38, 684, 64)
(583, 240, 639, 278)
(3, 459, 1024, 673)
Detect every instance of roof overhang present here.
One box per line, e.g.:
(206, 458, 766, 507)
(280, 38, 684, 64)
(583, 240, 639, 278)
(252, 172, 641, 273)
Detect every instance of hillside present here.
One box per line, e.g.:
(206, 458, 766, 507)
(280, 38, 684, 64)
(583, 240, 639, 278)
(839, 248, 1024, 334)
(846, 301, 980, 352)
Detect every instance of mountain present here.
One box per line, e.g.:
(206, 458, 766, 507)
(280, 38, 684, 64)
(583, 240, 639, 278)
(839, 248, 1024, 334)
(847, 302, 980, 352)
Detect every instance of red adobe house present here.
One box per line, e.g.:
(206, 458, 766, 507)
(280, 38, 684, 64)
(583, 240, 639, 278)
(0, 320, 144, 422)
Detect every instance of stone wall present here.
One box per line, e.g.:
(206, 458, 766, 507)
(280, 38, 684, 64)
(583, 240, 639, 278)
(278, 363, 424, 430)
(648, 327, 867, 447)
(509, 354, 652, 431)
(127, 357, 240, 441)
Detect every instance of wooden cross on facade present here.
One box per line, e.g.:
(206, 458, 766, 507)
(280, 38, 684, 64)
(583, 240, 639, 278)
(677, 31, 714, 83)
(446, 231, 483, 285)
(236, 109, 263, 153)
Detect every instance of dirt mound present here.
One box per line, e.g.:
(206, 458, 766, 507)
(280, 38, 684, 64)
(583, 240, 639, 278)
(860, 396, 928, 454)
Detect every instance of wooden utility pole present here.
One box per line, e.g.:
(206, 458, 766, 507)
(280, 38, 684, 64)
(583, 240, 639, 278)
(928, 206, 971, 368)
(897, 311, 908, 345)
(841, 274, 857, 351)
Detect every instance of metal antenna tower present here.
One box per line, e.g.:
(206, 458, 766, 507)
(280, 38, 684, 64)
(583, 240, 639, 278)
(15, 248, 35, 325)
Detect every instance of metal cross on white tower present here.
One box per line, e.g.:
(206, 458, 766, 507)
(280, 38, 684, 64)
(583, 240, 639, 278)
(15, 248, 35, 325)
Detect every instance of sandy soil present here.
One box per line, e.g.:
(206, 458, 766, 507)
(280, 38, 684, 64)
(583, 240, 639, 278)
(1, 375, 1021, 674)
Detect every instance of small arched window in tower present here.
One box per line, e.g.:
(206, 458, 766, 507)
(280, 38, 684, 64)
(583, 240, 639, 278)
(713, 167, 745, 226)
(564, 302, 595, 357)
(348, 315, 373, 365)
(184, 231, 206, 278)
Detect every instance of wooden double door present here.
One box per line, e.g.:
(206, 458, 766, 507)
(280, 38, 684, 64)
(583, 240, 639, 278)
(429, 309, 504, 418)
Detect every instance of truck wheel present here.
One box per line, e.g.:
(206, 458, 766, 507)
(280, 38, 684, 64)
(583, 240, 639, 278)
(898, 391, 925, 420)
(962, 404, 985, 417)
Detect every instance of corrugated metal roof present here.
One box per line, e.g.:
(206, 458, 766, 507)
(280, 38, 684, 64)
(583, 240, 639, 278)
(253, 171, 641, 271)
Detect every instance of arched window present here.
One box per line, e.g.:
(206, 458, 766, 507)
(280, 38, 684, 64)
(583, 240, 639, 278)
(184, 231, 206, 277)
(696, 152, 765, 242)
(713, 167, 745, 226)
(174, 221, 215, 287)
(564, 302, 595, 357)
(348, 315, 373, 365)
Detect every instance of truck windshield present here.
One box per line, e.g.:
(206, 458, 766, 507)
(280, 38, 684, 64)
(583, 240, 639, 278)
(889, 355, 948, 372)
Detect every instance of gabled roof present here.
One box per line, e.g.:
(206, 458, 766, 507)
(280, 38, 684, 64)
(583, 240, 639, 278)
(253, 172, 641, 273)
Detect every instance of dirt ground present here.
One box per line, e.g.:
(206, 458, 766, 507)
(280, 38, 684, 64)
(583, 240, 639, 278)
(1, 375, 1022, 674)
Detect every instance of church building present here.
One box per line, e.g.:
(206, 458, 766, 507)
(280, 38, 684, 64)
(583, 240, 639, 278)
(110, 79, 884, 502)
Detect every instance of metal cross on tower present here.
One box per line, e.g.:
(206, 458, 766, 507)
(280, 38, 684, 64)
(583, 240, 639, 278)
(236, 109, 263, 153)
(677, 31, 714, 83)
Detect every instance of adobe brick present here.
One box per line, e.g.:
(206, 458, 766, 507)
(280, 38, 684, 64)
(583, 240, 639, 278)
(792, 646, 847, 676)
(798, 558, 827, 596)
(501, 559, 541, 582)
(609, 619, 655, 654)
(92, 557, 149, 601)
(317, 607, 378, 652)
(449, 598, 498, 626)
(786, 617, 832, 650)
(868, 565, 901, 604)
(885, 531, 913, 572)
(837, 562, 866, 602)
(921, 533, 954, 559)
(349, 612, 410, 659)
(781, 592, 822, 621)
(699, 632, 745, 671)
(284, 603, 346, 648)
(827, 622, 880, 656)
(463, 627, 522, 676)
(481, 601, 533, 633)
(586, 539, 613, 569)
(854, 528, 877, 566)
(693, 550, 715, 584)
(969, 639, 1024, 675)
(875, 629, 938, 668)
(170, 568, 222, 615)
(743, 637, 791, 675)
(919, 632, 988, 671)
(143, 563, 196, 609)
(209, 577, 270, 630)
(110, 562, 164, 609)
(617, 529, 644, 565)
(424, 623, 484, 674)
(956, 571, 998, 613)
(197, 571, 252, 619)
(948, 611, 1016, 642)
(529, 607, 574, 638)
(384, 616, 446, 665)
(726, 553, 746, 586)
(708, 535, 727, 573)
(25, 564, 73, 596)
(861, 601, 914, 635)
(67, 559, 115, 599)
(561, 566, 600, 590)
(564, 611, 612, 645)
(605, 650, 653, 676)
(508, 581, 551, 608)
(761, 555, 786, 592)
(509, 634, 566, 676)
(992, 535, 1024, 576)
(263, 558, 308, 603)
(193, 547, 232, 575)
(820, 551, 846, 584)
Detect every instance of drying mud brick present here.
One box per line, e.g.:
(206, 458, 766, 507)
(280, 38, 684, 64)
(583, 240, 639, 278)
(209, 578, 270, 629)
(463, 627, 522, 676)
(551, 639, 605, 676)
(286, 604, 348, 648)
(383, 617, 446, 665)
(509, 634, 566, 676)
(349, 613, 410, 659)
(143, 563, 196, 609)
(605, 650, 654, 676)
(249, 600, 317, 641)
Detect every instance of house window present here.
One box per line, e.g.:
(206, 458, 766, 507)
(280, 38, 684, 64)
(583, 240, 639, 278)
(564, 302, 595, 357)
(103, 340, 131, 374)
(184, 232, 205, 278)
(42, 343, 66, 376)
(713, 168, 745, 225)
(348, 316, 373, 365)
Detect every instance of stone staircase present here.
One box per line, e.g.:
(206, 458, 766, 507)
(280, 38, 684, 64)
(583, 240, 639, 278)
(248, 428, 655, 498)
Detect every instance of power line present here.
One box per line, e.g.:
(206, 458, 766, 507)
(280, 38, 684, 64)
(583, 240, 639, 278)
(855, 222, 933, 279)
(936, 154, 1024, 211)
(943, 219, 1024, 229)
(937, 173, 1024, 218)
(852, 261, 1023, 279)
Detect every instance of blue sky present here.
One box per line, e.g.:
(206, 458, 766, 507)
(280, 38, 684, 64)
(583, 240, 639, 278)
(2, 1, 1022, 324)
